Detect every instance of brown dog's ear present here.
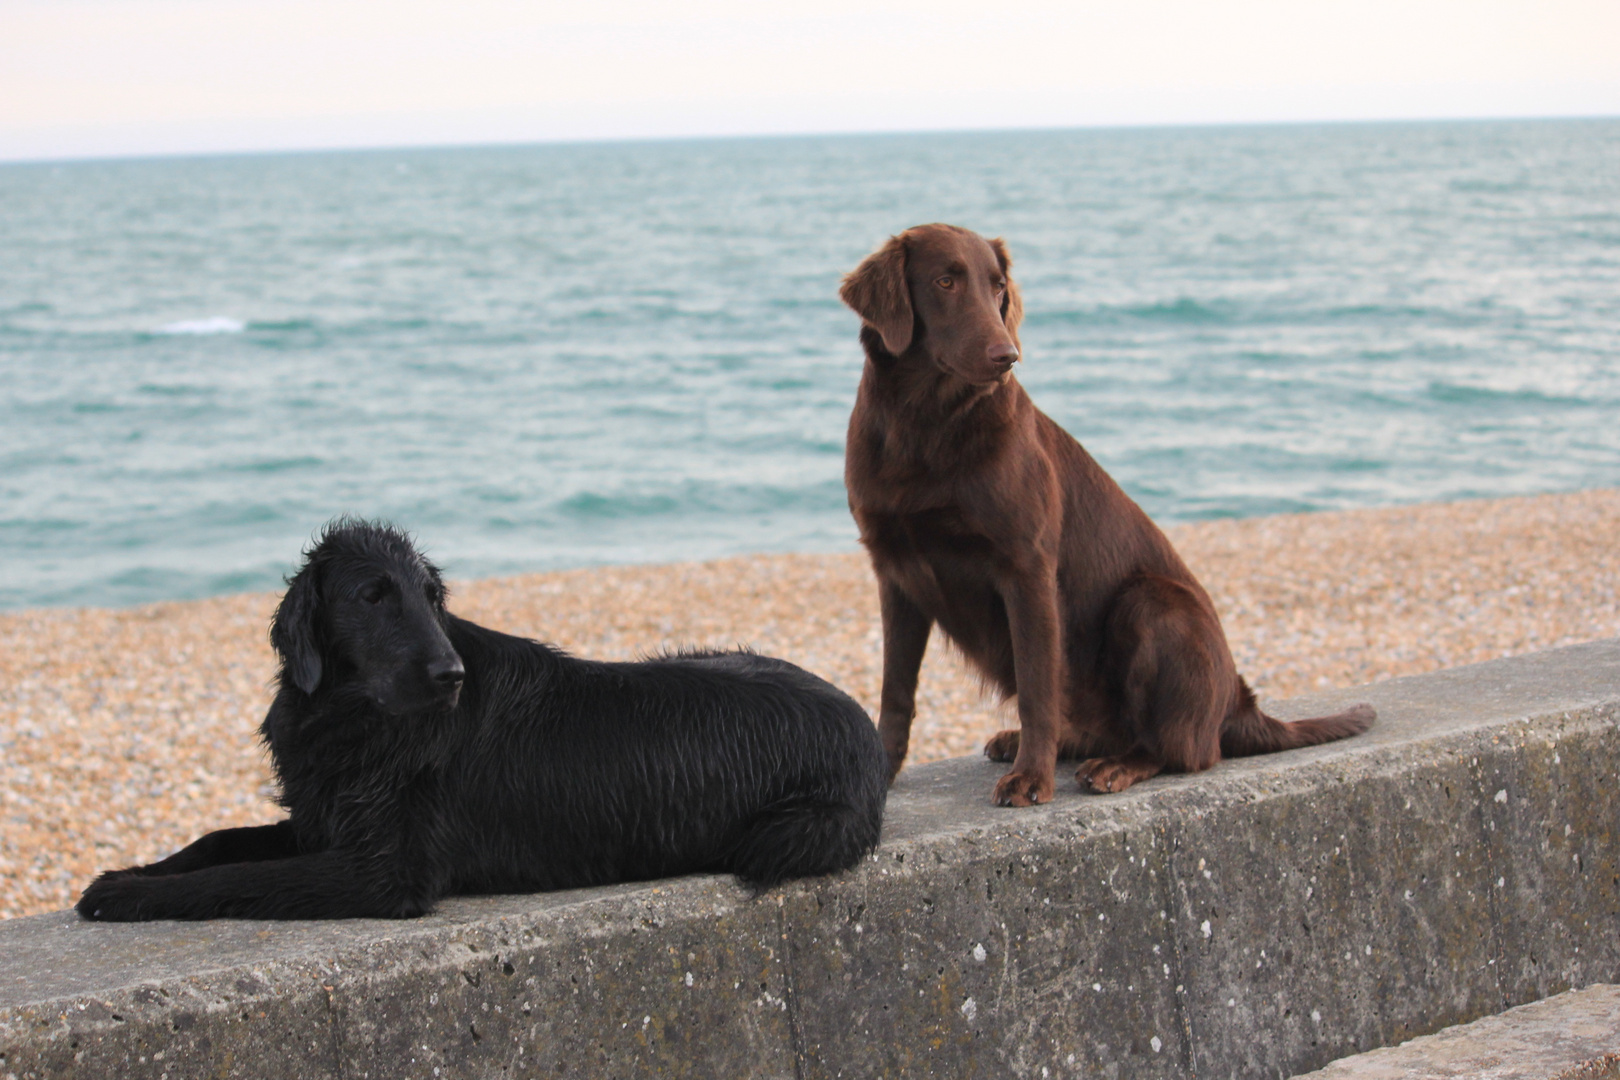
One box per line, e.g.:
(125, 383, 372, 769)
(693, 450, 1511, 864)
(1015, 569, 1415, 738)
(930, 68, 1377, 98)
(840, 234, 914, 355)
(990, 237, 1023, 351)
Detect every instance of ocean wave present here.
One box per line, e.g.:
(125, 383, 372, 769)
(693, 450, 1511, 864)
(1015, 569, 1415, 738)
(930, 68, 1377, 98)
(226, 456, 325, 475)
(1425, 381, 1595, 408)
(554, 479, 846, 522)
(1030, 298, 1233, 328)
(1123, 298, 1229, 323)
(245, 318, 317, 332)
(155, 316, 245, 335)
(558, 491, 682, 520)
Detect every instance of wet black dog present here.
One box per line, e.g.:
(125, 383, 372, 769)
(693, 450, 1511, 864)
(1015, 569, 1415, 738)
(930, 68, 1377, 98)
(77, 520, 887, 920)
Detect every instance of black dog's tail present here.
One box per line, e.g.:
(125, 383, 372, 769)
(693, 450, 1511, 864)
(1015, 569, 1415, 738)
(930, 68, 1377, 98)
(728, 799, 882, 891)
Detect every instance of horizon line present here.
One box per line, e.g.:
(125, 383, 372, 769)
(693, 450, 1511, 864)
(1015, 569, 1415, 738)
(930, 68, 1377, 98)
(3, 110, 1616, 169)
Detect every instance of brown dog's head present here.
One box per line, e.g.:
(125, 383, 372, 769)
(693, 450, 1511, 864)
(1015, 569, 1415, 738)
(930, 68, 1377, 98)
(840, 223, 1024, 385)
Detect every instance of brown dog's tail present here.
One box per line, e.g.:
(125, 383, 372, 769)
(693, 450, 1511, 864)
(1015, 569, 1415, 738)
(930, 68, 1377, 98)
(1220, 679, 1375, 758)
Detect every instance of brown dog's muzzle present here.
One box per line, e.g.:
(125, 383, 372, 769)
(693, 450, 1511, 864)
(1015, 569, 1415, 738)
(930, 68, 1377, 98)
(967, 337, 1019, 383)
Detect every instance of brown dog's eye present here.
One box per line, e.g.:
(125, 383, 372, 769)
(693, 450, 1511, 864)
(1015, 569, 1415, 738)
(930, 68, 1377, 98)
(935, 276, 954, 290)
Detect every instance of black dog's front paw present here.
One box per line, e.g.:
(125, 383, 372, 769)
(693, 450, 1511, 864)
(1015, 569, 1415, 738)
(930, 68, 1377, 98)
(76, 871, 158, 921)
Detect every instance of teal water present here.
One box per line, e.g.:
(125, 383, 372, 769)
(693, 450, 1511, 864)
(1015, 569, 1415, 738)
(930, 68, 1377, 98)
(2, 119, 1617, 610)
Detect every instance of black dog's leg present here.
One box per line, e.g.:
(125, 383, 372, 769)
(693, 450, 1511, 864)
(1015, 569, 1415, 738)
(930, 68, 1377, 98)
(98, 822, 300, 879)
(77, 848, 439, 922)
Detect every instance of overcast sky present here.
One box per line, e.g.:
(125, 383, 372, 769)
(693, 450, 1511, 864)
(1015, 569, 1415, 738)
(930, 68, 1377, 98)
(3, 0, 1616, 162)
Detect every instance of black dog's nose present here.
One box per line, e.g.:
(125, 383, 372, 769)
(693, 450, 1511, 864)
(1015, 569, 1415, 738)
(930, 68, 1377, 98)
(428, 656, 465, 688)
(989, 342, 1019, 366)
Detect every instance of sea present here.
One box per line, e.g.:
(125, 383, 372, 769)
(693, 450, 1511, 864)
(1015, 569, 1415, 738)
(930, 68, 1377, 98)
(1, 118, 1617, 611)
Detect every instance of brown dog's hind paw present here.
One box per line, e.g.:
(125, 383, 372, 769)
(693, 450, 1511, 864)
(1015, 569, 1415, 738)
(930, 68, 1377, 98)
(991, 768, 1054, 807)
(1076, 754, 1163, 794)
(983, 729, 1020, 762)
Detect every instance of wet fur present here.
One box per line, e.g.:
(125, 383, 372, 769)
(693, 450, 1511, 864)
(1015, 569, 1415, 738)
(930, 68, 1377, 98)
(78, 520, 887, 920)
(841, 224, 1374, 805)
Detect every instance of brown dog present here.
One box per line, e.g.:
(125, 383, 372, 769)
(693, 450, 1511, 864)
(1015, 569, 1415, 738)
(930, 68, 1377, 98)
(840, 223, 1373, 806)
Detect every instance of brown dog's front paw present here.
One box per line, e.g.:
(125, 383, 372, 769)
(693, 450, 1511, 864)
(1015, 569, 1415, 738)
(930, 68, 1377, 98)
(992, 769, 1054, 807)
(983, 729, 1020, 762)
(881, 738, 909, 785)
(878, 724, 910, 785)
(1076, 755, 1161, 794)
(884, 750, 906, 785)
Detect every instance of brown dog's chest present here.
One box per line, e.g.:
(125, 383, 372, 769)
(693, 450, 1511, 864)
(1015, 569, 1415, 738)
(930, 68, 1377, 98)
(857, 506, 1004, 621)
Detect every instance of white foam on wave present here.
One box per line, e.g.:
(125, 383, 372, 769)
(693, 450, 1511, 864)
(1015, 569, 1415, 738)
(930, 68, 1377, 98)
(156, 316, 245, 335)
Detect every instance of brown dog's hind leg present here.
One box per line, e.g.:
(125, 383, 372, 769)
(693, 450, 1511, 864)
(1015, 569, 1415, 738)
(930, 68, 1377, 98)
(1082, 575, 1227, 795)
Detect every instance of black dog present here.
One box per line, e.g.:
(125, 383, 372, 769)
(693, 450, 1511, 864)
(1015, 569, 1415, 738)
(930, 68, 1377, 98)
(77, 520, 887, 920)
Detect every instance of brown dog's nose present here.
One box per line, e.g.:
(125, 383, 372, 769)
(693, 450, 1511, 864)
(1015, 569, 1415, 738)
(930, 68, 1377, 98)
(989, 342, 1019, 366)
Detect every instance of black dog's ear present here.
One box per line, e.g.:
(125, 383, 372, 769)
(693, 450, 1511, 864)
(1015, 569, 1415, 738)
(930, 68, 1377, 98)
(990, 237, 1023, 352)
(270, 563, 323, 695)
(840, 233, 914, 356)
(422, 556, 449, 612)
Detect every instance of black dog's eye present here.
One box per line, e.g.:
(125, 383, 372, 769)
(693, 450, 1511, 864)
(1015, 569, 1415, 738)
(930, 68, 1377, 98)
(935, 275, 954, 290)
(424, 584, 440, 605)
(359, 582, 387, 604)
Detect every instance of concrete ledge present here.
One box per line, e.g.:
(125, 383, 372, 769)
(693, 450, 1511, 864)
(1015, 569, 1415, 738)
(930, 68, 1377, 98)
(1293, 983, 1620, 1079)
(4, 639, 1620, 1079)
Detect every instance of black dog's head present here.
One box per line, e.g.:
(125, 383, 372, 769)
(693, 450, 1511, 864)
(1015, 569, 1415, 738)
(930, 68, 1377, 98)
(270, 519, 465, 715)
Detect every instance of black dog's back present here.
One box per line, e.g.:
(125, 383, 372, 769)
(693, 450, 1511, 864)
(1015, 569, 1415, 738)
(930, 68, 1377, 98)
(77, 521, 887, 921)
(429, 620, 886, 894)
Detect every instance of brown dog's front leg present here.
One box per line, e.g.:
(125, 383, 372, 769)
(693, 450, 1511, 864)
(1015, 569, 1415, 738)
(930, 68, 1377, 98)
(877, 580, 932, 782)
(993, 566, 1062, 807)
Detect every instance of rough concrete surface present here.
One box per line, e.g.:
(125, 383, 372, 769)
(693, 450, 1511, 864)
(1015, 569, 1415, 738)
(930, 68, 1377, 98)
(1292, 983, 1620, 1079)
(3, 639, 1620, 1079)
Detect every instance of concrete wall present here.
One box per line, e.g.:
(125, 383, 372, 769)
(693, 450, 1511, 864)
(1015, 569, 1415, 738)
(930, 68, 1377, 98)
(4, 639, 1619, 1080)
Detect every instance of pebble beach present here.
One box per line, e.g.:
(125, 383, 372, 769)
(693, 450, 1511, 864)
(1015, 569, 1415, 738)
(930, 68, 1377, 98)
(4, 488, 1619, 920)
